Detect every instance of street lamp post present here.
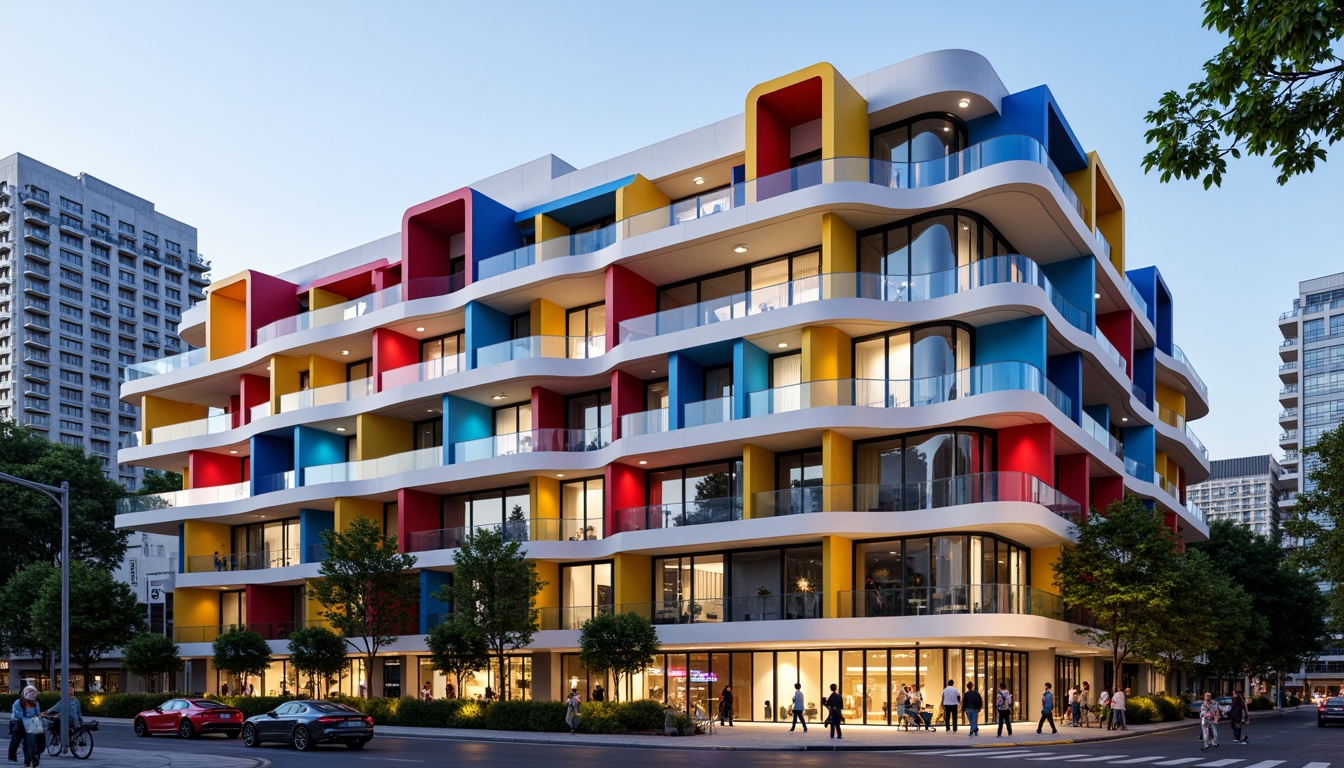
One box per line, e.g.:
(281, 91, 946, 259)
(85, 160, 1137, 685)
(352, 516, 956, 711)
(0, 472, 70, 756)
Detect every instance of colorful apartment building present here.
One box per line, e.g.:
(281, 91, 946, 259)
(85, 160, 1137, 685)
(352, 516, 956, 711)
(115, 51, 1211, 722)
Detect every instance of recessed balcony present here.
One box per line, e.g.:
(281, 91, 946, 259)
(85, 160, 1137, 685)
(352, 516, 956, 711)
(1279, 407, 1298, 426)
(1279, 361, 1299, 383)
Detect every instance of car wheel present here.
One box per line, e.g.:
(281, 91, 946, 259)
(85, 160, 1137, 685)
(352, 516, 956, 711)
(178, 719, 196, 739)
(293, 725, 313, 751)
(133, 718, 149, 738)
(242, 723, 259, 747)
(345, 739, 368, 750)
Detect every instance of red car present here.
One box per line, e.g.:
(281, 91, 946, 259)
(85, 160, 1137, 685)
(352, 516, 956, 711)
(133, 698, 244, 739)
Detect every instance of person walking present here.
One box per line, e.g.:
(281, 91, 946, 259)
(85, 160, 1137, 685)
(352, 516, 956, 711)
(592, 683, 605, 702)
(565, 689, 582, 733)
(9, 685, 41, 768)
(994, 681, 1014, 737)
(1229, 689, 1248, 744)
(1198, 692, 1220, 750)
(1037, 682, 1057, 734)
(825, 683, 843, 740)
(1099, 686, 1112, 730)
(1111, 687, 1128, 730)
(1080, 682, 1092, 727)
(941, 678, 960, 732)
(963, 681, 983, 737)
(719, 685, 734, 727)
(788, 683, 807, 732)
(910, 685, 931, 730)
(1068, 684, 1080, 726)
(895, 684, 911, 728)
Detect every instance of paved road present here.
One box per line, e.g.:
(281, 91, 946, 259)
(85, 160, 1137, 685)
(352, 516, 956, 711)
(89, 708, 1335, 768)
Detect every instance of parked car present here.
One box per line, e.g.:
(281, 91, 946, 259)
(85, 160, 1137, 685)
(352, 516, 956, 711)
(133, 698, 244, 739)
(1319, 696, 1344, 727)
(241, 700, 374, 751)
(1186, 697, 1232, 718)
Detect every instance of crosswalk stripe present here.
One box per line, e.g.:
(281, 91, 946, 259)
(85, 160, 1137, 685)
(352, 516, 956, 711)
(1028, 756, 1094, 762)
(1239, 762, 1285, 768)
(1194, 760, 1243, 767)
(986, 753, 1056, 760)
(1154, 760, 1204, 766)
(1066, 756, 1129, 762)
(1300, 763, 1331, 768)
(1110, 759, 1164, 765)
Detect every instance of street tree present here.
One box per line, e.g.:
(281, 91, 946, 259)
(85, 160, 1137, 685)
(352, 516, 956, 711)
(1287, 422, 1344, 633)
(212, 627, 272, 693)
(1055, 495, 1184, 687)
(1144, 0, 1344, 187)
(287, 626, 349, 699)
(578, 611, 661, 701)
(33, 561, 143, 685)
(426, 616, 490, 694)
(121, 632, 184, 693)
(437, 526, 545, 700)
(1140, 549, 1227, 687)
(0, 563, 56, 670)
(137, 470, 183, 495)
(309, 516, 419, 696)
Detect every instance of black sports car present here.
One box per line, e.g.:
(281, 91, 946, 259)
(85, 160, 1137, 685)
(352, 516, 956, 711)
(241, 700, 373, 750)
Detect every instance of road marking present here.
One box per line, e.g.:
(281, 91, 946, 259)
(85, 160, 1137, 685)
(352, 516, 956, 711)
(1153, 760, 1204, 767)
(923, 749, 1032, 756)
(1111, 759, 1164, 765)
(1194, 761, 1244, 767)
(987, 753, 1056, 760)
(1066, 756, 1129, 762)
(1239, 762, 1285, 768)
(1300, 763, 1331, 768)
(361, 759, 425, 764)
(1028, 756, 1095, 762)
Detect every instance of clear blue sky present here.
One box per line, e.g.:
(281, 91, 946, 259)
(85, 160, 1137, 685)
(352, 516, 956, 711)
(6, 0, 1338, 463)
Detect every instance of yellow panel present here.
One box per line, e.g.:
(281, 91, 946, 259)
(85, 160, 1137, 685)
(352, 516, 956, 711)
(270, 355, 307, 412)
(613, 553, 652, 607)
(309, 354, 345, 389)
(822, 429, 853, 512)
(531, 476, 560, 541)
(309, 287, 347, 311)
(534, 561, 560, 612)
(742, 443, 775, 519)
(802, 326, 851, 382)
(1155, 451, 1169, 480)
(615, 174, 670, 223)
(173, 587, 219, 630)
(334, 496, 382, 532)
(822, 535, 853, 619)
(182, 520, 231, 574)
(821, 213, 856, 275)
(206, 272, 250, 361)
(1065, 167, 1095, 232)
(303, 582, 326, 624)
(530, 298, 566, 338)
(1031, 545, 1062, 596)
(535, 214, 570, 264)
(356, 412, 412, 460)
(1154, 383, 1186, 419)
(744, 62, 869, 183)
(141, 395, 207, 446)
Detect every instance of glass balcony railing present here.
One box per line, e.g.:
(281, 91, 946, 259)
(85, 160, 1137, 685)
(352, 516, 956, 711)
(255, 284, 403, 345)
(618, 256, 1088, 344)
(453, 427, 611, 463)
(1281, 384, 1299, 396)
(475, 334, 605, 367)
(619, 407, 668, 438)
(253, 470, 296, 495)
(116, 480, 251, 514)
(477, 224, 617, 280)
(1124, 275, 1149, 320)
(1092, 328, 1127, 375)
(752, 472, 1083, 522)
(612, 496, 742, 532)
(1157, 473, 1180, 499)
(1080, 411, 1123, 458)
(380, 354, 465, 390)
(1157, 404, 1185, 430)
(173, 620, 330, 644)
(407, 519, 556, 552)
(303, 445, 444, 485)
(1186, 500, 1206, 524)
(1124, 457, 1154, 483)
(837, 584, 1073, 621)
(1281, 337, 1299, 349)
(1280, 407, 1298, 420)
(249, 401, 272, 422)
(683, 395, 733, 428)
(185, 547, 300, 573)
(1280, 429, 1298, 442)
(125, 347, 207, 381)
(1095, 228, 1111, 262)
(278, 377, 373, 413)
(1170, 343, 1209, 401)
(149, 411, 231, 444)
(1282, 449, 1300, 464)
(538, 594, 824, 630)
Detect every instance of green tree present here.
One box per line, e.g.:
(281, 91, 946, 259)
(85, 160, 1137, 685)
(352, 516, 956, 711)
(0, 420, 128, 585)
(1054, 495, 1184, 686)
(437, 526, 545, 700)
(309, 516, 419, 696)
(426, 616, 490, 694)
(121, 632, 184, 692)
(0, 563, 56, 670)
(286, 626, 349, 699)
(1287, 422, 1344, 634)
(1144, 0, 1344, 187)
(212, 627, 272, 691)
(137, 470, 183, 495)
(578, 611, 661, 701)
(32, 561, 143, 684)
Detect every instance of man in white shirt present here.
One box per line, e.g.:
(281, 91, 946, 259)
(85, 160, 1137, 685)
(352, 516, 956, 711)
(788, 682, 807, 732)
(942, 679, 961, 732)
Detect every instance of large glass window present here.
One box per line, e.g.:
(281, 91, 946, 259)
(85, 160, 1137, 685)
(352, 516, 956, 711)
(493, 401, 532, 455)
(439, 486, 530, 544)
(858, 211, 1013, 300)
(853, 429, 994, 511)
(231, 518, 301, 569)
(855, 534, 1026, 618)
(656, 250, 822, 318)
(647, 460, 742, 526)
(852, 324, 972, 408)
(773, 450, 822, 515)
(871, 115, 967, 165)
(562, 477, 604, 540)
(561, 562, 613, 628)
(421, 331, 464, 376)
(565, 390, 611, 448)
(566, 304, 607, 359)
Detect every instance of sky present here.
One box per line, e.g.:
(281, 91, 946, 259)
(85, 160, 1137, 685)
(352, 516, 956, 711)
(3, 0, 1338, 464)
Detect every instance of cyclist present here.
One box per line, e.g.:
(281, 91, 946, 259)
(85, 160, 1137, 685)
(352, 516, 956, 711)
(43, 686, 82, 735)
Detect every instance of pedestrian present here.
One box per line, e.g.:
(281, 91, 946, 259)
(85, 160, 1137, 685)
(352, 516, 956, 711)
(940, 678, 960, 732)
(421, 683, 433, 701)
(484, 685, 495, 702)
(1111, 687, 1128, 730)
(911, 685, 931, 730)
(43, 684, 82, 735)
(9, 684, 41, 768)
(1198, 692, 1220, 750)
(565, 689, 582, 733)
(963, 681, 983, 737)
(825, 683, 843, 740)
(895, 684, 912, 729)
(788, 682, 807, 732)
(220, 681, 230, 697)
(445, 683, 456, 700)
(719, 685, 734, 726)
(1037, 682, 1057, 734)
(1068, 683, 1080, 726)
(592, 683, 605, 702)
(1080, 682, 1091, 727)
(1099, 686, 1112, 730)
(994, 681, 1013, 737)
(246, 682, 255, 697)
(1229, 689, 1248, 744)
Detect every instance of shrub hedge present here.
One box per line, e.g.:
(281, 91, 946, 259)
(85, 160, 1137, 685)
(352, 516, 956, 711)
(1249, 695, 1274, 710)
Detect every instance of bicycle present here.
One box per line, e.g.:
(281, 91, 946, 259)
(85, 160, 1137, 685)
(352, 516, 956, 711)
(43, 716, 97, 760)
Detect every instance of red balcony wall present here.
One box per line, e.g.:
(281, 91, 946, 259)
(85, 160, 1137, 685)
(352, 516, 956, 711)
(188, 451, 245, 489)
(399, 489, 441, 554)
(1096, 310, 1134, 379)
(240, 374, 269, 425)
(1090, 475, 1124, 515)
(1055, 453, 1090, 521)
(605, 265, 656, 349)
(610, 370, 644, 441)
(373, 328, 418, 393)
(998, 424, 1056, 486)
(605, 463, 646, 535)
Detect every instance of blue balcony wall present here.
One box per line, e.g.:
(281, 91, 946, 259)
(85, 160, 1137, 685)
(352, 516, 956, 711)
(468, 190, 525, 280)
(1133, 347, 1156, 410)
(966, 85, 1088, 174)
(444, 394, 492, 463)
(1123, 424, 1156, 475)
(1047, 352, 1083, 425)
(294, 426, 346, 487)
(465, 300, 510, 369)
(250, 433, 293, 495)
(1127, 265, 1173, 353)
(420, 570, 452, 634)
(668, 351, 703, 431)
(300, 509, 334, 563)
(1041, 256, 1095, 333)
(1083, 403, 1111, 431)
(975, 316, 1046, 371)
(733, 339, 769, 419)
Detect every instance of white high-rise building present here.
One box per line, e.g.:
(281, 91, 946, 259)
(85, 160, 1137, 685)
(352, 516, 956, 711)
(1186, 455, 1285, 543)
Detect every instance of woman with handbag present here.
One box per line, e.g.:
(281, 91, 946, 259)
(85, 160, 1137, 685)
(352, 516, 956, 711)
(9, 685, 43, 767)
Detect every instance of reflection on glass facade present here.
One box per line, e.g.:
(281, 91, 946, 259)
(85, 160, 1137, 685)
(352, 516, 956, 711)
(871, 115, 968, 165)
(652, 544, 821, 624)
(855, 533, 1026, 616)
(852, 324, 973, 407)
(859, 211, 1015, 296)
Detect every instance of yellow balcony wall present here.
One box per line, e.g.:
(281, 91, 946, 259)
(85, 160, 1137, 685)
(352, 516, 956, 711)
(334, 497, 382, 532)
(614, 174, 670, 228)
(173, 588, 219, 631)
(614, 553, 652, 607)
(821, 213, 856, 274)
(182, 520, 230, 572)
(206, 275, 248, 361)
(1031, 545, 1062, 596)
(822, 429, 853, 512)
(742, 443, 774, 520)
(141, 395, 207, 446)
(355, 413, 412, 461)
(822, 535, 853, 618)
(530, 298, 566, 338)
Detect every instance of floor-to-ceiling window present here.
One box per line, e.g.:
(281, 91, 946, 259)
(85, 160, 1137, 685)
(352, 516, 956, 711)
(561, 561, 613, 629)
(561, 476, 604, 540)
(852, 324, 972, 409)
(858, 210, 1015, 300)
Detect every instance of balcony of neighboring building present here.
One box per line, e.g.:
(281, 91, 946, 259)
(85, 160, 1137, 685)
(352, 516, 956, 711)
(1279, 407, 1299, 427)
(1279, 360, 1299, 383)
(1280, 383, 1299, 406)
(1279, 306, 1299, 336)
(1280, 335, 1299, 362)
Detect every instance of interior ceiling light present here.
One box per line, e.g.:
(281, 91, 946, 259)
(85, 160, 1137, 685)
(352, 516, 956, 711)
(336, 426, 347, 432)
(693, 176, 705, 185)
(777, 342, 788, 348)
(1094, 292, 1102, 299)
(492, 393, 508, 401)
(638, 460, 648, 465)
(415, 326, 426, 333)
(957, 98, 971, 109)
(1121, 417, 1129, 422)
(556, 473, 565, 478)
(942, 126, 951, 132)
(229, 450, 238, 454)
(733, 244, 749, 253)
(341, 349, 350, 356)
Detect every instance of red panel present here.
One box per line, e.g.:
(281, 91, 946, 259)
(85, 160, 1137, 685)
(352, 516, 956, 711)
(246, 584, 292, 626)
(531, 386, 564, 431)
(245, 271, 301, 348)
(228, 394, 241, 430)
(240, 374, 269, 426)
(1090, 476, 1124, 516)
(308, 259, 389, 300)
(756, 77, 823, 177)
(188, 451, 245, 489)
(605, 265, 656, 349)
(373, 328, 419, 393)
(605, 463, 646, 535)
(998, 424, 1056, 485)
(398, 489, 441, 554)
(1055, 454, 1090, 520)
(610, 370, 644, 441)
(1096, 310, 1134, 380)
(373, 263, 401, 292)
(402, 191, 467, 299)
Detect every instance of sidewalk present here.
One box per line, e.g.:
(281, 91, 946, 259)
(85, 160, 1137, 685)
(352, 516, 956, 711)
(34, 745, 266, 768)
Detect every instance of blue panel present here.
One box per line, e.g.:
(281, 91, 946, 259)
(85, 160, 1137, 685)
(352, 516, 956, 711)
(300, 509, 334, 563)
(1041, 256, 1096, 332)
(975, 316, 1046, 371)
(1122, 424, 1156, 470)
(733, 339, 769, 420)
(1125, 266, 1158, 328)
(1046, 352, 1083, 425)
(420, 570, 453, 633)
(1132, 347, 1156, 410)
(668, 351, 703, 431)
(1082, 404, 1110, 430)
(467, 190, 524, 278)
(512, 175, 636, 227)
(967, 85, 1087, 174)
(294, 426, 346, 487)
(177, 523, 185, 574)
(464, 300, 510, 369)
(445, 394, 492, 463)
(250, 434, 294, 495)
